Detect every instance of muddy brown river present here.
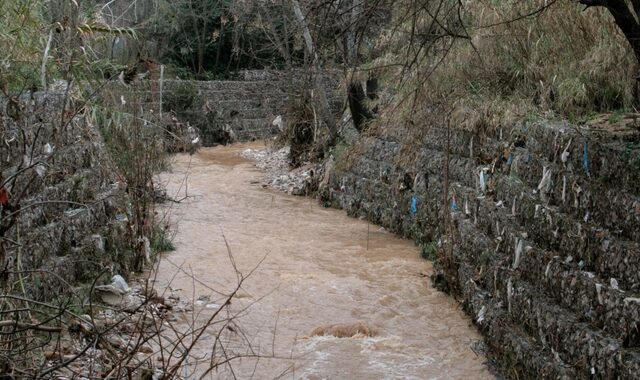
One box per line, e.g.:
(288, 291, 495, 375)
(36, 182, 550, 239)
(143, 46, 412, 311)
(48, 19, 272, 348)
(154, 143, 492, 379)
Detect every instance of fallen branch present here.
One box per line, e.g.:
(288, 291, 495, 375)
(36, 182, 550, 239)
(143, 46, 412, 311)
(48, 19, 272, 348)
(0, 320, 61, 333)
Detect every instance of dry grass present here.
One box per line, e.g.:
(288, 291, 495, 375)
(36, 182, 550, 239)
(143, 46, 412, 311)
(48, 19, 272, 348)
(331, 1, 639, 183)
(451, 1, 635, 115)
(366, 0, 636, 132)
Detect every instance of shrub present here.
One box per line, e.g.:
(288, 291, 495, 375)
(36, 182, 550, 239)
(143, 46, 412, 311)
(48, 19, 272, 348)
(164, 81, 198, 111)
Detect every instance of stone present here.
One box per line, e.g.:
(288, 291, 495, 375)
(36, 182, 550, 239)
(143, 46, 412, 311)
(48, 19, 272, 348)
(321, 118, 640, 377)
(111, 275, 130, 292)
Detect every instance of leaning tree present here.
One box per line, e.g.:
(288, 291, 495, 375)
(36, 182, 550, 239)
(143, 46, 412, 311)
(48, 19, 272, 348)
(579, 1, 640, 67)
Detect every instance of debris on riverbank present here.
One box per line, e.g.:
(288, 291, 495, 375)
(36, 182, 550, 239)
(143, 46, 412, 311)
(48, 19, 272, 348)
(307, 322, 378, 338)
(241, 146, 320, 195)
(42, 275, 196, 379)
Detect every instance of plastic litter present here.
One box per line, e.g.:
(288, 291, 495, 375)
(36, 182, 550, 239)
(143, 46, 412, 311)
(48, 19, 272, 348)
(545, 260, 553, 278)
(474, 199, 480, 224)
(595, 283, 604, 305)
(505, 153, 513, 175)
(476, 305, 486, 324)
(572, 182, 582, 208)
(561, 138, 572, 166)
(624, 297, 640, 305)
(507, 278, 513, 313)
(410, 195, 418, 217)
(23, 154, 32, 166)
(513, 238, 524, 269)
(450, 195, 459, 211)
(537, 166, 552, 194)
(35, 164, 46, 177)
(610, 278, 619, 290)
(64, 208, 85, 217)
(272, 115, 284, 132)
(583, 142, 590, 177)
(479, 170, 486, 192)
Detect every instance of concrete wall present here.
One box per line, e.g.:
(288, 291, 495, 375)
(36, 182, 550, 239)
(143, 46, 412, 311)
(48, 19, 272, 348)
(124, 70, 343, 145)
(321, 120, 640, 378)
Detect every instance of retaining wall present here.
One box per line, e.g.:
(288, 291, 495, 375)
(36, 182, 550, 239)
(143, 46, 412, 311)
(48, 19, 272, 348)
(122, 70, 343, 145)
(0, 93, 130, 299)
(321, 119, 640, 378)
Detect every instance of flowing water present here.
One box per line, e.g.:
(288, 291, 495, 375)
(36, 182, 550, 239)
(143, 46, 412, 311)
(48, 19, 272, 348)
(154, 143, 493, 379)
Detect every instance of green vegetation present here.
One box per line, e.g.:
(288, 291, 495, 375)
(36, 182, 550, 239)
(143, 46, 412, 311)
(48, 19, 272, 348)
(91, 98, 169, 271)
(622, 142, 640, 170)
(164, 81, 197, 111)
(420, 241, 439, 261)
(0, 0, 47, 92)
(151, 224, 176, 253)
(148, 0, 303, 78)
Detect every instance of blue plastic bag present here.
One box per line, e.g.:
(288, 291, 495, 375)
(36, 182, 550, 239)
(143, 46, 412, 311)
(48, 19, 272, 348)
(410, 195, 418, 217)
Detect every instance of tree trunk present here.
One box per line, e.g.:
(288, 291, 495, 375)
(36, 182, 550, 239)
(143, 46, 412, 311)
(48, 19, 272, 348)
(348, 81, 373, 131)
(291, 0, 338, 143)
(580, 0, 640, 63)
(346, 0, 363, 65)
(580, 0, 640, 106)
